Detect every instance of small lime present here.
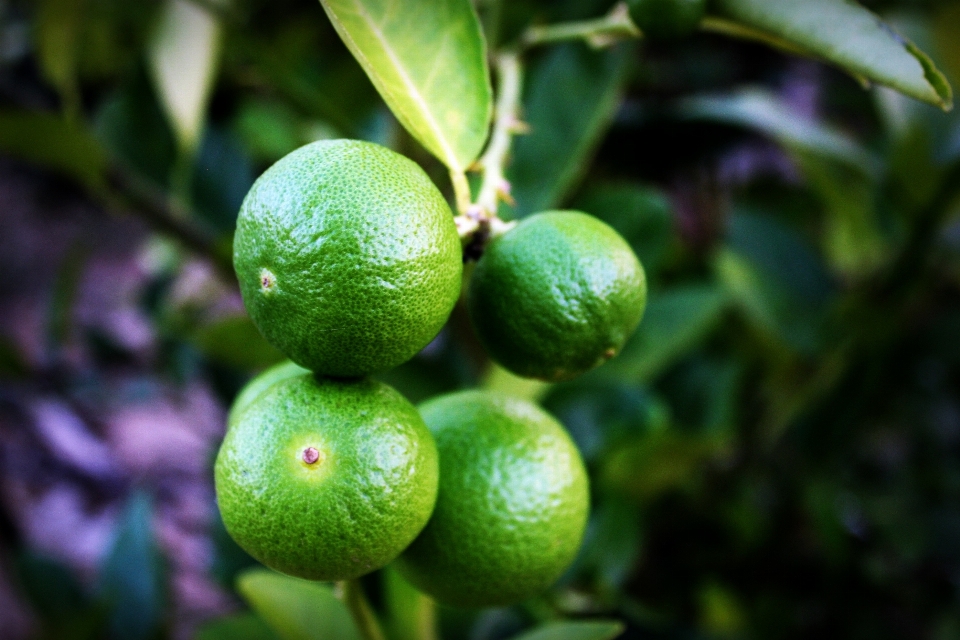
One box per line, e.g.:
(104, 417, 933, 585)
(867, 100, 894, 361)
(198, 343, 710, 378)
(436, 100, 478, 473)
(215, 373, 439, 581)
(468, 211, 646, 382)
(396, 390, 589, 607)
(233, 139, 462, 377)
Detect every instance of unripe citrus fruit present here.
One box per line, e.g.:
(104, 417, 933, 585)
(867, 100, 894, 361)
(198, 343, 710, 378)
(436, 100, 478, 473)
(396, 390, 589, 607)
(468, 211, 647, 382)
(628, 0, 707, 39)
(215, 373, 439, 581)
(233, 139, 462, 377)
(227, 360, 308, 425)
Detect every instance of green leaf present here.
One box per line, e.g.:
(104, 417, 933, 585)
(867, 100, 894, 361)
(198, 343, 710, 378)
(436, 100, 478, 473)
(510, 621, 625, 640)
(195, 613, 280, 640)
(317, 0, 492, 172)
(678, 89, 877, 174)
(0, 110, 106, 191)
(191, 315, 286, 371)
(508, 43, 632, 217)
(148, 0, 223, 151)
(384, 567, 437, 640)
(605, 285, 728, 382)
(99, 491, 165, 640)
(707, 0, 953, 110)
(35, 0, 86, 115)
(603, 430, 722, 501)
(236, 569, 360, 640)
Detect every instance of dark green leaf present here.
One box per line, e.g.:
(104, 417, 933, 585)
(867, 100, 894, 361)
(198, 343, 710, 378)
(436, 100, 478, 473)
(191, 315, 285, 371)
(0, 110, 106, 191)
(605, 285, 728, 382)
(318, 0, 492, 172)
(195, 613, 280, 640)
(510, 620, 625, 640)
(99, 491, 165, 640)
(508, 43, 632, 217)
(236, 569, 360, 640)
(35, 0, 85, 114)
(707, 0, 953, 110)
(678, 89, 877, 173)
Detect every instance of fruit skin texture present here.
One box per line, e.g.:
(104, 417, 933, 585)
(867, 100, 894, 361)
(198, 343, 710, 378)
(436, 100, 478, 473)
(468, 210, 647, 382)
(227, 360, 308, 426)
(215, 373, 439, 581)
(396, 390, 589, 608)
(233, 139, 463, 377)
(628, 0, 707, 39)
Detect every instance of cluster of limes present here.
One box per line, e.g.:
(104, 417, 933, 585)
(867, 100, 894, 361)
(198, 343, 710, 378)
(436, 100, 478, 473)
(216, 139, 647, 607)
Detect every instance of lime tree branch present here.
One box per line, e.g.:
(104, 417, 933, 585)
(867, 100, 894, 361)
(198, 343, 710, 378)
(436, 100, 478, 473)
(456, 51, 523, 242)
(521, 2, 639, 50)
(337, 579, 386, 640)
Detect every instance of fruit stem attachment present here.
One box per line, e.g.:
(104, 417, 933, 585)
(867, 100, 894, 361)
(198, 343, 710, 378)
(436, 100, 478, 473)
(337, 579, 386, 640)
(520, 2, 640, 49)
(475, 51, 523, 219)
(450, 168, 472, 216)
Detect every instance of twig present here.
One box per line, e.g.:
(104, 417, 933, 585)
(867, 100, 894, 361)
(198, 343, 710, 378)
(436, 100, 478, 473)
(337, 579, 386, 640)
(455, 52, 523, 244)
(105, 165, 234, 281)
(521, 2, 639, 50)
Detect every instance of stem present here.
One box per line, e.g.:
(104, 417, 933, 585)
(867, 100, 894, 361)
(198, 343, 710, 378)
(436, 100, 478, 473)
(337, 580, 386, 640)
(521, 2, 639, 49)
(475, 51, 523, 218)
(450, 168, 472, 215)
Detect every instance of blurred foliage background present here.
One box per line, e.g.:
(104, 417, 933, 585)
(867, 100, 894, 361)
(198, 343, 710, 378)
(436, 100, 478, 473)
(1, 0, 960, 638)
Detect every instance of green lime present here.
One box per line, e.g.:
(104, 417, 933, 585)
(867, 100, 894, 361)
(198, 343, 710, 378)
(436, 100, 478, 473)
(215, 373, 439, 581)
(233, 139, 463, 377)
(628, 0, 707, 39)
(468, 211, 647, 382)
(227, 360, 308, 425)
(396, 390, 589, 607)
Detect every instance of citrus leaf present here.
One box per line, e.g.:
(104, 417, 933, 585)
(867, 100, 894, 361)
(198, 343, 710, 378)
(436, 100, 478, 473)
(508, 43, 632, 217)
(195, 613, 280, 640)
(0, 110, 107, 191)
(317, 0, 492, 172)
(707, 0, 953, 110)
(510, 621, 625, 640)
(99, 492, 165, 640)
(605, 285, 729, 382)
(236, 569, 360, 640)
(678, 89, 878, 174)
(35, 0, 85, 114)
(148, 0, 223, 151)
(384, 567, 437, 640)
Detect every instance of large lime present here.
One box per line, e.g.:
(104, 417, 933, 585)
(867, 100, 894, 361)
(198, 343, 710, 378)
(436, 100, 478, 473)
(396, 390, 589, 607)
(233, 140, 462, 377)
(468, 211, 647, 382)
(215, 373, 439, 581)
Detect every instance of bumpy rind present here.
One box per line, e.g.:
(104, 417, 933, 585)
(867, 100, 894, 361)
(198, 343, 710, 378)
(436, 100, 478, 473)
(396, 390, 589, 607)
(215, 374, 439, 581)
(233, 139, 462, 377)
(468, 210, 647, 382)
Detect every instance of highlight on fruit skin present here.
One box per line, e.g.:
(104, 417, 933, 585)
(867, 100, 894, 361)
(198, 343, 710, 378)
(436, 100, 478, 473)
(233, 138, 463, 378)
(215, 371, 439, 581)
(396, 390, 589, 608)
(468, 210, 647, 382)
